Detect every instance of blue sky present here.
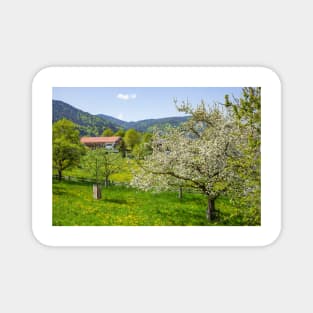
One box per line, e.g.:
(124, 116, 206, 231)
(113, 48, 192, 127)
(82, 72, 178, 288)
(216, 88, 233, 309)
(53, 87, 243, 121)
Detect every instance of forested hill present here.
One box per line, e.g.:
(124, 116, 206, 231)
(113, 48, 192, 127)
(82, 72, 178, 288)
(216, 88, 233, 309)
(53, 100, 119, 136)
(53, 100, 190, 136)
(96, 114, 190, 132)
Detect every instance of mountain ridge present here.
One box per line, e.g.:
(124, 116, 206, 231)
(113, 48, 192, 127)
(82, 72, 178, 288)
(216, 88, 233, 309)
(53, 100, 190, 136)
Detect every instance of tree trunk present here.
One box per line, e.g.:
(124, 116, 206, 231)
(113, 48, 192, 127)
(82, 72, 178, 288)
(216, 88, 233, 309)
(104, 177, 109, 188)
(58, 170, 62, 181)
(206, 197, 216, 221)
(178, 187, 183, 199)
(93, 184, 101, 199)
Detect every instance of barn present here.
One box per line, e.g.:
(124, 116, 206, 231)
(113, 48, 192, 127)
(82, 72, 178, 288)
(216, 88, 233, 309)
(80, 136, 122, 151)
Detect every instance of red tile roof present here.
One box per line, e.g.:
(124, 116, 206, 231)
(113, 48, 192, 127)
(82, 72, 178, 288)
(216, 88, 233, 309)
(80, 136, 121, 144)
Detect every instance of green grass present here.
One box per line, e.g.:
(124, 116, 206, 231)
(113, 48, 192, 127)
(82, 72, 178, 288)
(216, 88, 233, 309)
(54, 159, 135, 183)
(53, 179, 242, 226)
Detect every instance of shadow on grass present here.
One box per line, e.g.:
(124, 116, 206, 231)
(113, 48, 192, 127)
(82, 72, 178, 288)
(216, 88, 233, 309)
(101, 198, 129, 205)
(52, 184, 67, 196)
(54, 177, 95, 185)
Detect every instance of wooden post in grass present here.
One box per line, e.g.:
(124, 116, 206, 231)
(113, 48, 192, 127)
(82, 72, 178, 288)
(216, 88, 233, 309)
(178, 186, 183, 199)
(93, 184, 101, 199)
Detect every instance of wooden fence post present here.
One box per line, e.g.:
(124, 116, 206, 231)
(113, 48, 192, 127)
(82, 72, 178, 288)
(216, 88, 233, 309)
(93, 184, 101, 199)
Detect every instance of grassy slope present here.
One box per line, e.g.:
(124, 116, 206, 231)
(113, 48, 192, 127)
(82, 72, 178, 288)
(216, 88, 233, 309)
(53, 180, 238, 226)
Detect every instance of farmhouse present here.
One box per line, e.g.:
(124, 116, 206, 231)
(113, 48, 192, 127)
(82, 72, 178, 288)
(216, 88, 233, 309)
(80, 136, 122, 150)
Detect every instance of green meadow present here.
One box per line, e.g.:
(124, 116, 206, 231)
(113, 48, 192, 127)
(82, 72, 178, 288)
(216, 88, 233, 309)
(53, 179, 245, 226)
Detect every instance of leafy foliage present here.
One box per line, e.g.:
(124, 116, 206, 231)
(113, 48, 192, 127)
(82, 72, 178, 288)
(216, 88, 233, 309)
(132, 132, 153, 159)
(53, 119, 85, 180)
(224, 87, 261, 223)
(114, 128, 126, 137)
(124, 128, 141, 151)
(101, 128, 114, 136)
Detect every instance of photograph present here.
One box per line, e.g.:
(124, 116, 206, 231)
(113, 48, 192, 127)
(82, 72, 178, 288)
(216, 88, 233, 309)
(52, 86, 261, 227)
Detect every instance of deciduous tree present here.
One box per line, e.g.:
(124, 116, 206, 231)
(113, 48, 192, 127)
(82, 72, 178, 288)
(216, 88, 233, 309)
(124, 128, 141, 152)
(101, 128, 114, 136)
(53, 119, 85, 180)
(114, 128, 125, 137)
(131, 103, 240, 221)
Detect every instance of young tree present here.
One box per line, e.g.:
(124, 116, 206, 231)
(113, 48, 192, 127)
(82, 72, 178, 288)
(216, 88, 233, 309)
(101, 151, 124, 188)
(101, 128, 114, 136)
(53, 119, 85, 180)
(81, 149, 104, 185)
(82, 148, 124, 189)
(131, 103, 240, 221)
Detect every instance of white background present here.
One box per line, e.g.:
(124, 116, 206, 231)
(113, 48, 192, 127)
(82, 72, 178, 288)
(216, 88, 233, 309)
(0, 0, 310, 312)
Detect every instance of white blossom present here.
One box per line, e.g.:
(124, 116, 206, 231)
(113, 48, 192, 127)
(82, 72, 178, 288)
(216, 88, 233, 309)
(131, 103, 241, 201)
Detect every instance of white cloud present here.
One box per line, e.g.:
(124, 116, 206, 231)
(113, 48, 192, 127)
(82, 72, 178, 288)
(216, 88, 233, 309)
(117, 113, 124, 120)
(117, 93, 136, 100)
(117, 93, 129, 100)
